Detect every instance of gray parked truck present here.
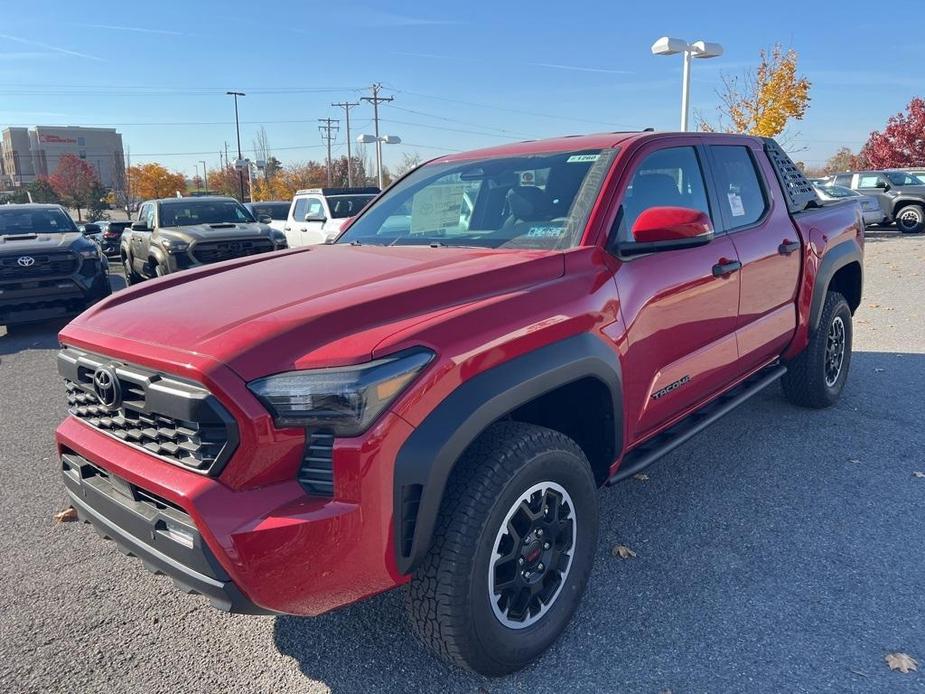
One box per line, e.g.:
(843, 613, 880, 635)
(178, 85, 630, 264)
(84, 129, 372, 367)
(0, 204, 111, 328)
(830, 170, 925, 232)
(121, 196, 288, 284)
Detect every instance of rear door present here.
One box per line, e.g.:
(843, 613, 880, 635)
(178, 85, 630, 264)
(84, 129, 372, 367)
(706, 143, 800, 371)
(610, 141, 743, 440)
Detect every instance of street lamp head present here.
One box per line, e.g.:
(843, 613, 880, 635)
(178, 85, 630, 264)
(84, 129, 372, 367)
(381, 135, 401, 145)
(357, 134, 378, 144)
(690, 40, 723, 59)
(651, 36, 688, 56)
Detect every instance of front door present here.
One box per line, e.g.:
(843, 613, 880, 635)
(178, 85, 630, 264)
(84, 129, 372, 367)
(611, 143, 743, 441)
(706, 143, 800, 370)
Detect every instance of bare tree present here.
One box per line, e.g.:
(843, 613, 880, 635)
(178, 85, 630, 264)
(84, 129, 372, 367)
(252, 127, 272, 181)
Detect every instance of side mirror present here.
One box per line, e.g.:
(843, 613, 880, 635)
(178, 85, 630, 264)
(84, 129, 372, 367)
(258, 214, 273, 224)
(81, 223, 101, 235)
(876, 181, 890, 190)
(621, 206, 714, 255)
(304, 212, 327, 223)
(130, 221, 149, 232)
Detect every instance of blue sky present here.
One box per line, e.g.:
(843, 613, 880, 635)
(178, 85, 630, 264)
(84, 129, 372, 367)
(1, 0, 922, 177)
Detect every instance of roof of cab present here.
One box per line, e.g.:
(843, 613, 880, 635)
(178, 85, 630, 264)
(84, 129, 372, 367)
(434, 130, 765, 162)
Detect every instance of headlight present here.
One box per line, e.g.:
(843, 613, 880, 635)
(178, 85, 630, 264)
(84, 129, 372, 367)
(248, 349, 434, 435)
(161, 238, 189, 253)
(78, 248, 99, 258)
(270, 231, 288, 248)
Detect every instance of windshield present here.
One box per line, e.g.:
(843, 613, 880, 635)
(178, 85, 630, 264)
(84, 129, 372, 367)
(337, 149, 616, 249)
(886, 172, 925, 186)
(327, 195, 375, 219)
(249, 202, 290, 220)
(159, 200, 255, 227)
(817, 185, 857, 198)
(0, 207, 77, 235)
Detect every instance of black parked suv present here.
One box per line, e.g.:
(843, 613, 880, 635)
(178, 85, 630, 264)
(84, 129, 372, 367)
(0, 204, 111, 328)
(831, 170, 925, 232)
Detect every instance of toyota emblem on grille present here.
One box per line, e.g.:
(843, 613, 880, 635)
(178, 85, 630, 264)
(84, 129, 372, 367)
(92, 366, 122, 409)
(17, 256, 35, 267)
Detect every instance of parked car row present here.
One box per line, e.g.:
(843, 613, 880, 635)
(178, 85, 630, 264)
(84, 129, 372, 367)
(817, 168, 925, 232)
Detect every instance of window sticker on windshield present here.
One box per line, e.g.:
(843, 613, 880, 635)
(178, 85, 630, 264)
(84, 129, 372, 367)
(411, 184, 466, 233)
(567, 154, 600, 163)
(526, 224, 565, 238)
(727, 192, 746, 217)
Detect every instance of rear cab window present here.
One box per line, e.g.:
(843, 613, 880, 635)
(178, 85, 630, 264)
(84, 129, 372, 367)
(708, 145, 768, 230)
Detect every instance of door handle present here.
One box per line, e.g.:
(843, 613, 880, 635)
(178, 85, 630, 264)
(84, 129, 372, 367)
(712, 259, 742, 277)
(778, 240, 800, 255)
(284, 226, 291, 231)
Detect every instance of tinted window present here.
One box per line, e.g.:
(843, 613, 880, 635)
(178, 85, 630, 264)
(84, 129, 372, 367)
(339, 148, 616, 249)
(250, 202, 290, 220)
(833, 174, 852, 187)
(619, 146, 711, 241)
(886, 172, 925, 186)
(709, 145, 767, 229)
(0, 207, 76, 235)
(327, 194, 375, 218)
(158, 200, 254, 227)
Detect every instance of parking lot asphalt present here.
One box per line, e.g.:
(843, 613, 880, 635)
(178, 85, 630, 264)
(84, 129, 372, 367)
(1, 234, 923, 694)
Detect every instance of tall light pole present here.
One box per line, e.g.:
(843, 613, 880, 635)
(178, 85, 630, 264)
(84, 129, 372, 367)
(332, 100, 359, 186)
(226, 90, 246, 200)
(357, 134, 401, 188)
(199, 160, 207, 191)
(651, 37, 723, 131)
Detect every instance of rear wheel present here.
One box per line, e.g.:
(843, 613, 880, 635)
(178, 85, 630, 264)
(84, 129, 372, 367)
(895, 204, 925, 233)
(407, 422, 599, 676)
(782, 291, 852, 408)
(121, 254, 141, 285)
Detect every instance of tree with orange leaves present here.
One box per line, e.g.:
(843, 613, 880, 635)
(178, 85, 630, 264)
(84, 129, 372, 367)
(127, 163, 187, 201)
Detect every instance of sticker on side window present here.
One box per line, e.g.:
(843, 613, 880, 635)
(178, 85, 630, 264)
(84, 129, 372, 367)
(567, 154, 600, 163)
(727, 192, 746, 217)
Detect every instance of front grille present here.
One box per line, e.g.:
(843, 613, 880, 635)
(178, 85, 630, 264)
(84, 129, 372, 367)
(0, 251, 78, 281)
(58, 347, 238, 474)
(192, 238, 274, 264)
(298, 433, 334, 496)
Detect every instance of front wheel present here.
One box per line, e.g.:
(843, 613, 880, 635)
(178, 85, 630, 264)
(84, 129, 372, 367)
(407, 422, 599, 676)
(782, 291, 852, 408)
(895, 204, 925, 233)
(122, 255, 141, 286)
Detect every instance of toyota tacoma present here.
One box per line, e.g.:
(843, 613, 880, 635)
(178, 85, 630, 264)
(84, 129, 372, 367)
(0, 203, 110, 328)
(120, 195, 287, 283)
(56, 132, 863, 675)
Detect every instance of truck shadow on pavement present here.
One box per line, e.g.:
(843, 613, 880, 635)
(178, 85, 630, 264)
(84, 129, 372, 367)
(273, 351, 925, 694)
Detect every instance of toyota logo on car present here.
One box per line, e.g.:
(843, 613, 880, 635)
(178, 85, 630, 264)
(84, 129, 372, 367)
(92, 366, 121, 409)
(17, 256, 35, 267)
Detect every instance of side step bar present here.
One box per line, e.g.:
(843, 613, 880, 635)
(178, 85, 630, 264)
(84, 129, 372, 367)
(607, 364, 787, 485)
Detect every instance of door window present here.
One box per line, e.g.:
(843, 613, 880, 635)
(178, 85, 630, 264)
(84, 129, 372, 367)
(144, 205, 155, 229)
(857, 174, 882, 188)
(292, 197, 308, 222)
(617, 146, 711, 243)
(709, 146, 767, 230)
(306, 198, 325, 219)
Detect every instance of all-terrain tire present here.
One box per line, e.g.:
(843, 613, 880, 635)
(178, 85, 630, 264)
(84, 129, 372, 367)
(122, 254, 141, 286)
(895, 204, 925, 233)
(782, 291, 852, 408)
(406, 421, 599, 676)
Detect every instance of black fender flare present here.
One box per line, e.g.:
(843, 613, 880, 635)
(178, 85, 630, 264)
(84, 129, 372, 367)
(393, 333, 623, 574)
(890, 196, 925, 217)
(809, 240, 862, 333)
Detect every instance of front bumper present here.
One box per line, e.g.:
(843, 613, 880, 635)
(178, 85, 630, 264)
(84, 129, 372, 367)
(0, 266, 109, 325)
(56, 407, 414, 616)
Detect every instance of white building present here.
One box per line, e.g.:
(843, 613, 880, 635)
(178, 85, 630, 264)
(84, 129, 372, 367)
(1, 125, 125, 190)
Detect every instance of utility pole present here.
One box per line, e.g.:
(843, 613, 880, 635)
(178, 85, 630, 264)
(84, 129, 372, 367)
(126, 146, 132, 215)
(318, 117, 340, 186)
(199, 160, 208, 191)
(226, 92, 246, 200)
(361, 83, 393, 189)
(331, 100, 359, 186)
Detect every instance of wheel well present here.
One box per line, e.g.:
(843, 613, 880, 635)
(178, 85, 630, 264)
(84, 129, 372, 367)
(828, 261, 861, 314)
(505, 377, 616, 485)
(892, 199, 923, 216)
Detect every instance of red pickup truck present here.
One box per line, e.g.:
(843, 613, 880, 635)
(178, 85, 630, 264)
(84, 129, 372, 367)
(56, 132, 863, 675)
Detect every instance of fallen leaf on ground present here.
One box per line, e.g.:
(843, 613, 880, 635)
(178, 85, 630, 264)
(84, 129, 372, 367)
(913, 472, 925, 479)
(612, 544, 637, 559)
(632, 473, 650, 481)
(848, 458, 862, 464)
(885, 652, 918, 673)
(53, 507, 78, 523)
(868, 303, 880, 308)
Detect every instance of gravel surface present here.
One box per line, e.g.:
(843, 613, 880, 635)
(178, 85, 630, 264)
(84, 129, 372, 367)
(1, 235, 923, 693)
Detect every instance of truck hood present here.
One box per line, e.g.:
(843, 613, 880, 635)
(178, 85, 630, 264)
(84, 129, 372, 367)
(65, 244, 564, 380)
(0, 231, 85, 254)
